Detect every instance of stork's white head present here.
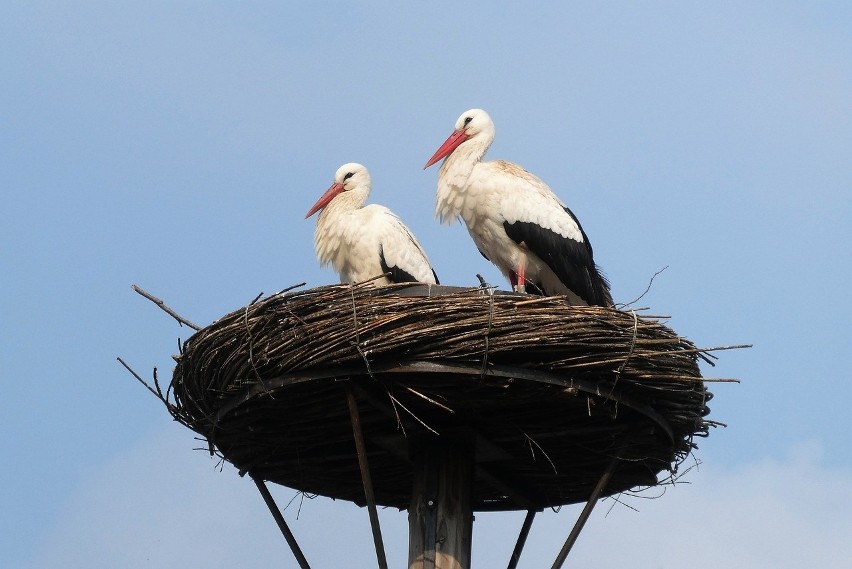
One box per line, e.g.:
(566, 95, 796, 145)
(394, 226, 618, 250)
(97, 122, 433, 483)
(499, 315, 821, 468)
(305, 163, 371, 218)
(333, 162, 371, 191)
(424, 108, 495, 169)
(453, 109, 493, 137)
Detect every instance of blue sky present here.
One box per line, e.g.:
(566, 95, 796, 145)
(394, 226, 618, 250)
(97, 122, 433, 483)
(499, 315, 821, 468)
(2, 2, 850, 567)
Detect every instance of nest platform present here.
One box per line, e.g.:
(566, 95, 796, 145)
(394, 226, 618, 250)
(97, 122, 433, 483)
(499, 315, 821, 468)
(170, 283, 716, 512)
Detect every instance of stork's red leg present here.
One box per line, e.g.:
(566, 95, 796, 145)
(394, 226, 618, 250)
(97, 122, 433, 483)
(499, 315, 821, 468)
(516, 265, 527, 293)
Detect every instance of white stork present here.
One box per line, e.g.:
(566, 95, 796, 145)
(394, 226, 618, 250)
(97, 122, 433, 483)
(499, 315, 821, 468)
(424, 109, 612, 306)
(306, 163, 439, 286)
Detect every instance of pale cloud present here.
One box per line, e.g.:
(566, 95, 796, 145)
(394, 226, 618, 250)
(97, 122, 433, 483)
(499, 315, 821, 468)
(20, 434, 851, 568)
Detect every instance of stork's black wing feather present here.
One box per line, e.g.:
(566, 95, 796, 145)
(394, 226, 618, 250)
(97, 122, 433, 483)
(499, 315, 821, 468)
(379, 245, 439, 284)
(503, 206, 612, 305)
(379, 246, 419, 283)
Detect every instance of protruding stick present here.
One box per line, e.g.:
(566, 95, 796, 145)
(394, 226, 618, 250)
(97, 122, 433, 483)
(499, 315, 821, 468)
(131, 284, 201, 330)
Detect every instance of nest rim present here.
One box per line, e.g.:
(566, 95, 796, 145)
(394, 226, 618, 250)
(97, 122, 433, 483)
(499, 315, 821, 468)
(169, 283, 715, 511)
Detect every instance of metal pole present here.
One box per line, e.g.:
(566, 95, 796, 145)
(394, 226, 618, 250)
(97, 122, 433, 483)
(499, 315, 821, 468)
(506, 509, 537, 569)
(550, 450, 623, 568)
(251, 475, 312, 569)
(346, 385, 390, 569)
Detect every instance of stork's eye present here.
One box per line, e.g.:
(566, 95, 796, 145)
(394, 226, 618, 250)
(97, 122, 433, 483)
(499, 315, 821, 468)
(343, 172, 354, 181)
(463, 116, 473, 126)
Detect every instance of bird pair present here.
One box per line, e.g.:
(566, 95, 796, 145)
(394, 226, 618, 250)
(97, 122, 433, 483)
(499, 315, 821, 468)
(305, 109, 613, 307)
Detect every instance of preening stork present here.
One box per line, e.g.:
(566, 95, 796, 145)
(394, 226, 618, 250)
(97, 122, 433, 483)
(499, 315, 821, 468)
(424, 109, 612, 306)
(306, 163, 439, 286)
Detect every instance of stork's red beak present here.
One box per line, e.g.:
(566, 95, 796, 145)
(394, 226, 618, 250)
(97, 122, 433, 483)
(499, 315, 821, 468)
(424, 129, 469, 169)
(305, 182, 345, 218)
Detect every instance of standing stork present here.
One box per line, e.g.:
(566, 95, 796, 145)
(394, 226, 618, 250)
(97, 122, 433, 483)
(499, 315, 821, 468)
(424, 109, 612, 306)
(306, 163, 439, 286)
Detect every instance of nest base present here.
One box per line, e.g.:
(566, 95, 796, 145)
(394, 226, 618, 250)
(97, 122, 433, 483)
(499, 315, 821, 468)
(171, 284, 713, 512)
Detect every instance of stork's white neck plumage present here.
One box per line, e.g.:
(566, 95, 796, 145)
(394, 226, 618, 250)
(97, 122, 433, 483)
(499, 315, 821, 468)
(317, 184, 369, 223)
(434, 112, 495, 225)
(314, 184, 369, 268)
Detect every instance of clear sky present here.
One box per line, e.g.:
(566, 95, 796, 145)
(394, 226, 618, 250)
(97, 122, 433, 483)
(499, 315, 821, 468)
(2, 2, 851, 567)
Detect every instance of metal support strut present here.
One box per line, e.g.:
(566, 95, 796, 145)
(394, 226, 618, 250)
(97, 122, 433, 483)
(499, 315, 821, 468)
(506, 509, 537, 569)
(251, 475, 312, 569)
(550, 447, 625, 568)
(346, 384, 390, 569)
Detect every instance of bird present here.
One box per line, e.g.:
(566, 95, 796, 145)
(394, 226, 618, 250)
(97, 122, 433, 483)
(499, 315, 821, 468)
(424, 108, 612, 306)
(305, 163, 439, 286)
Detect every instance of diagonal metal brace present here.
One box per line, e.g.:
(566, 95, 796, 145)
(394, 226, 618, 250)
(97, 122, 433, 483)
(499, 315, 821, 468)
(251, 475, 312, 569)
(506, 509, 537, 569)
(346, 384, 389, 569)
(550, 445, 626, 568)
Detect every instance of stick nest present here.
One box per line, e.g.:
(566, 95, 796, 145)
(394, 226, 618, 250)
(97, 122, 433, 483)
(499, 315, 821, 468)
(169, 283, 727, 511)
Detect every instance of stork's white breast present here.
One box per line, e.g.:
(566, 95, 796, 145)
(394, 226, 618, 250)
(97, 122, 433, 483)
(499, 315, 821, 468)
(460, 160, 584, 243)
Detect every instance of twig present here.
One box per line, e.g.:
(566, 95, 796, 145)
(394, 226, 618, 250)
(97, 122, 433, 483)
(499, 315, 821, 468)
(616, 311, 639, 377)
(480, 286, 495, 379)
(617, 266, 668, 309)
(131, 284, 201, 331)
(388, 392, 439, 435)
(243, 303, 271, 396)
(153, 367, 162, 400)
(609, 310, 639, 399)
(349, 285, 374, 379)
(117, 357, 159, 399)
(698, 344, 753, 352)
(523, 431, 558, 475)
(604, 493, 640, 517)
(354, 273, 393, 287)
(348, 285, 408, 432)
(403, 386, 454, 413)
(386, 388, 405, 436)
(277, 282, 307, 295)
(117, 357, 176, 413)
(513, 297, 558, 307)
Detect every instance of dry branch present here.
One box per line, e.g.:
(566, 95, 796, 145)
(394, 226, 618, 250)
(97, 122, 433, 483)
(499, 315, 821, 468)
(132, 284, 201, 330)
